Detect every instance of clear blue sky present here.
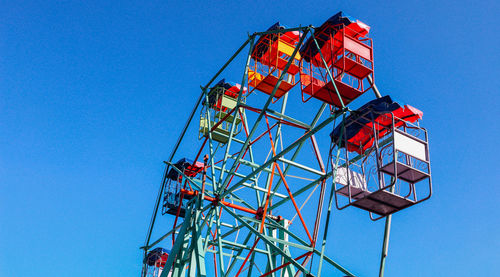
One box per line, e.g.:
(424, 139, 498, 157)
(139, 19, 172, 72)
(1, 1, 499, 276)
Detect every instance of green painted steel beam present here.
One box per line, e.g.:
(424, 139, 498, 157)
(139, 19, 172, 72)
(222, 110, 340, 199)
(241, 213, 312, 248)
(238, 181, 287, 199)
(218, 27, 311, 194)
(142, 22, 392, 277)
(215, 206, 226, 276)
(216, 36, 255, 193)
(264, 107, 311, 130)
(204, 238, 270, 255)
(215, 160, 280, 179)
(238, 104, 311, 130)
(220, 223, 245, 240)
(206, 249, 248, 260)
(318, 127, 344, 277)
(310, 35, 345, 108)
(225, 224, 257, 275)
(271, 135, 394, 211)
(143, 35, 253, 252)
(221, 204, 312, 275)
(191, 203, 207, 277)
(161, 205, 193, 277)
(202, 89, 221, 194)
(141, 224, 182, 251)
(277, 157, 326, 176)
(264, 103, 328, 214)
(258, 215, 355, 276)
(237, 105, 263, 205)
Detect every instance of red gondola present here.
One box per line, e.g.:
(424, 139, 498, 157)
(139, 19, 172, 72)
(248, 22, 302, 99)
(300, 12, 374, 107)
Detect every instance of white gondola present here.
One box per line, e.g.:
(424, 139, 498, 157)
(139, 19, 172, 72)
(332, 96, 432, 219)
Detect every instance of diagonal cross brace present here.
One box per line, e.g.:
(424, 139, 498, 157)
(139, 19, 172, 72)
(221, 110, 341, 199)
(218, 27, 312, 194)
(221, 204, 312, 276)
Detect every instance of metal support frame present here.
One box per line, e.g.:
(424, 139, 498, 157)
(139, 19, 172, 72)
(141, 22, 425, 277)
(142, 26, 354, 277)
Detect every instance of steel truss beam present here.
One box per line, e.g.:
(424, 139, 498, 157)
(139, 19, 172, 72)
(141, 24, 386, 277)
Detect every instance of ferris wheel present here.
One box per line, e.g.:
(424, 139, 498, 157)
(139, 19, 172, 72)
(141, 11, 432, 277)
